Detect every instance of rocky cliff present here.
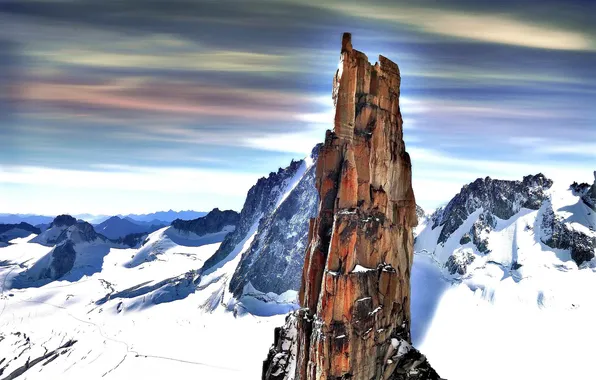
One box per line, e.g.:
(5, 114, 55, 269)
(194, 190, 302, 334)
(229, 146, 320, 298)
(263, 33, 439, 380)
(201, 160, 304, 273)
(416, 173, 596, 277)
(171, 208, 240, 236)
(432, 174, 553, 248)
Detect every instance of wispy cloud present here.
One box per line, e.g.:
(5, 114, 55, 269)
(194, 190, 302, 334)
(17, 81, 321, 121)
(1, 0, 594, 214)
(0, 165, 260, 196)
(319, 2, 595, 51)
(30, 49, 306, 73)
(508, 137, 596, 158)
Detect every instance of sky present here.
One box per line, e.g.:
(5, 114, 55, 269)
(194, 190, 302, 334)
(0, 0, 595, 215)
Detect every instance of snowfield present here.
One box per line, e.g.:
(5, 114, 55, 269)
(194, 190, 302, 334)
(0, 232, 285, 380)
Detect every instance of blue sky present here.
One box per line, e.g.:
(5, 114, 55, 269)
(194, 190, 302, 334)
(1, 0, 595, 215)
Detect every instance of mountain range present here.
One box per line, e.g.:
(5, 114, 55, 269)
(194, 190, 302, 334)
(0, 210, 208, 227)
(0, 153, 594, 379)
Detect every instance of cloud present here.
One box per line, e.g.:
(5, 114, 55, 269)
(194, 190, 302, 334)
(243, 130, 325, 155)
(31, 49, 306, 73)
(17, 81, 322, 121)
(320, 2, 596, 51)
(0, 164, 260, 196)
(508, 137, 596, 158)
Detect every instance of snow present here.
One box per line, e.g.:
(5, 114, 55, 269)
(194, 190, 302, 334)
(30, 224, 69, 246)
(2, 175, 594, 379)
(0, 226, 286, 379)
(275, 159, 312, 209)
(411, 182, 596, 380)
(351, 264, 376, 273)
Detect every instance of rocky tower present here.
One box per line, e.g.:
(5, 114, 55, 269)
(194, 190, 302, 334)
(263, 34, 439, 380)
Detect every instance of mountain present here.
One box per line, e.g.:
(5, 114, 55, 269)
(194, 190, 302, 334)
(191, 147, 319, 317)
(0, 153, 316, 378)
(2, 167, 596, 379)
(73, 213, 111, 224)
(0, 213, 54, 225)
(411, 173, 596, 379)
(124, 210, 207, 224)
(170, 208, 240, 237)
(123, 216, 168, 226)
(0, 222, 40, 246)
(94, 216, 167, 239)
(415, 173, 595, 275)
(30, 214, 80, 246)
(201, 158, 308, 274)
(228, 146, 319, 299)
(16, 215, 112, 286)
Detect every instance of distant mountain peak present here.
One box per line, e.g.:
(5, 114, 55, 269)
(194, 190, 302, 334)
(433, 173, 553, 245)
(49, 214, 77, 228)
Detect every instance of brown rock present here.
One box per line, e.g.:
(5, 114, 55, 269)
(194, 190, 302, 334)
(263, 33, 441, 380)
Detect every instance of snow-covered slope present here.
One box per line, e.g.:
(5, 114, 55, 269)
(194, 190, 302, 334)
(0, 149, 320, 379)
(0, 227, 283, 379)
(411, 173, 596, 380)
(0, 222, 41, 246)
(194, 146, 320, 315)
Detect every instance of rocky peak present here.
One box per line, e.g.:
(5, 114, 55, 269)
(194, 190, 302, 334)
(228, 145, 321, 299)
(201, 153, 307, 273)
(416, 205, 425, 221)
(433, 173, 553, 245)
(263, 33, 439, 380)
(50, 214, 77, 228)
(67, 220, 101, 243)
(571, 172, 596, 211)
(171, 208, 240, 236)
(0, 222, 41, 236)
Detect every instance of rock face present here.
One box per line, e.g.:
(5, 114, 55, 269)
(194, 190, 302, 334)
(171, 208, 240, 236)
(541, 200, 596, 265)
(32, 215, 103, 247)
(50, 214, 77, 228)
(571, 172, 596, 211)
(113, 232, 150, 248)
(230, 146, 320, 298)
(432, 174, 552, 247)
(263, 33, 439, 380)
(201, 159, 304, 273)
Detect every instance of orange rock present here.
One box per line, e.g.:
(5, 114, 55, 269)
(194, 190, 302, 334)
(268, 32, 422, 380)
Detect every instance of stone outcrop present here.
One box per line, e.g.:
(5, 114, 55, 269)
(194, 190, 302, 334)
(541, 201, 595, 266)
(49, 214, 77, 228)
(432, 174, 553, 246)
(230, 146, 320, 298)
(201, 159, 304, 273)
(171, 208, 240, 236)
(571, 172, 596, 211)
(263, 33, 439, 380)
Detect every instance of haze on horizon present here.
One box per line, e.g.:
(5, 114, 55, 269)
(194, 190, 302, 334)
(1, 0, 594, 216)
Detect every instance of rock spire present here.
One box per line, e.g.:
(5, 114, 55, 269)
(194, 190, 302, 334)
(263, 32, 440, 380)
